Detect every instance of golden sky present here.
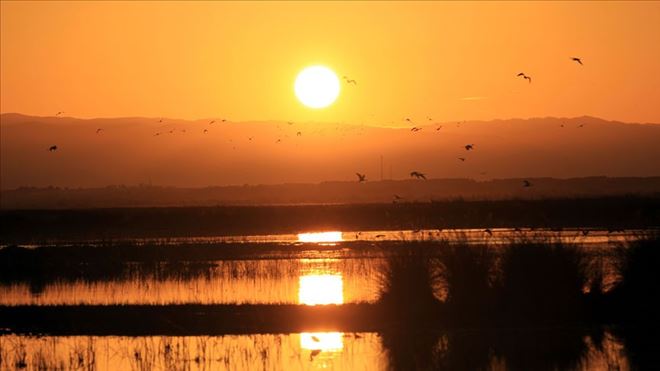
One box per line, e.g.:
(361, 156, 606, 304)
(2, 1, 660, 124)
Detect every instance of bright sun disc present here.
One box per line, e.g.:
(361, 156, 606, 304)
(294, 66, 340, 108)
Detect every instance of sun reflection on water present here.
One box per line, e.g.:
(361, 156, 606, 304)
(297, 231, 343, 244)
(298, 274, 343, 305)
(298, 271, 345, 363)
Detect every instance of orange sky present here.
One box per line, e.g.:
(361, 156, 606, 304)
(2, 1, 660, 125)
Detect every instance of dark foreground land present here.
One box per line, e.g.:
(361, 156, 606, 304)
(1, 195, 658, 243)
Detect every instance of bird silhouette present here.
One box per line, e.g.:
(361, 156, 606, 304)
(458, 157, 466, 162)
(96, 128, 103, 134)
(203, 129, 208, 134)
(356, 173, 367, 182)
(405, 118, 413, 123)
(393, 194, 403, 200)
(296, 131, 302, 136)
(276, 139, 281, 143)
(465, 144, 474, 151)
(411, 127, 422, 132)
(343, 76, 357, 84)
(158, 118, 163, 123)
(311, 336, 320, 342)
(410, 171, 426, 180)
(484, 228, 493, 236)
(581, 229, 590, 236)
(209, 120, 215, 125)
(436, 126, 443, 131)
(571, 57, 583, 65)
(523, 180, 532, 187)
(375, 234, 386, 238)
(517, 73, 531, 83)
(309, 349, 321, 361)
(55, 111, 64, 116)
(48, 145, 58, 152)
(578, 124, 585, 128)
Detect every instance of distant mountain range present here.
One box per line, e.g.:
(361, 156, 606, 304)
(1, 113, 659, 191)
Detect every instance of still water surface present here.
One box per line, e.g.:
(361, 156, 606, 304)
(0, 330, 632, 371)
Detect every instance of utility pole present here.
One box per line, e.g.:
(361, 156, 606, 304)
(380, 155, 384, 181)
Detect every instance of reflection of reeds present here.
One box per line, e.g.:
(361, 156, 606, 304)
(377, 244, 441, 321)
(434, 239, 496, 324)
(495, 241, 588, 323)
(610, 233, 660, 320)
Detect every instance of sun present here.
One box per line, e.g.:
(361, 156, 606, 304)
(294, 66, 340, 109)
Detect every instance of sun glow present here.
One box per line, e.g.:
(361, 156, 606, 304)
(299, 274, 343, 305)
(294, 66, 340, 109)
(297, 231, 343, 243)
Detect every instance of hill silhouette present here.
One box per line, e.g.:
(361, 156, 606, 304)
(1, 113, 659, 191)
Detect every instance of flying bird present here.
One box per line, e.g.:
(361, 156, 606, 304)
(523, 180, 532, 187)
(517, 73, 531, 83)
(297, 131, 302, 136)
(311, 336, 320, 342)
(405, 118, 413, 123)
(55, 111, 64, 116)
(209, 120, 215, 125)
(203, 129, 208, 134)
(410, 171, 426, 180)
(465, 144, 474, 151)
(309, 349, 321, 361)
(48, 145, 58, 152)
(356, 173, 367, 182)
(343, 76, 357, 84)
(458, 157, 466, 162)
(410, 127, 422, 132)
(578, 124, 585, 128)
(571, 57, 583, 65)
(484, 228, 493, 236)
(96, 128, 103, 134)
(436, 126, 443, 131)
(393, 194, 403, 200)
(275, 139, 281, 143)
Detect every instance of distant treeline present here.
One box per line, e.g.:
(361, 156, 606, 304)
(1, 177, 660, 209)
(1, 195, 658, 243)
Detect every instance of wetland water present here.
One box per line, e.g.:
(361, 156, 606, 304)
(1, 228, 657, 370)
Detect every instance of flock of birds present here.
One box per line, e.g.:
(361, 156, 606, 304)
(46, 57, 586, 194)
